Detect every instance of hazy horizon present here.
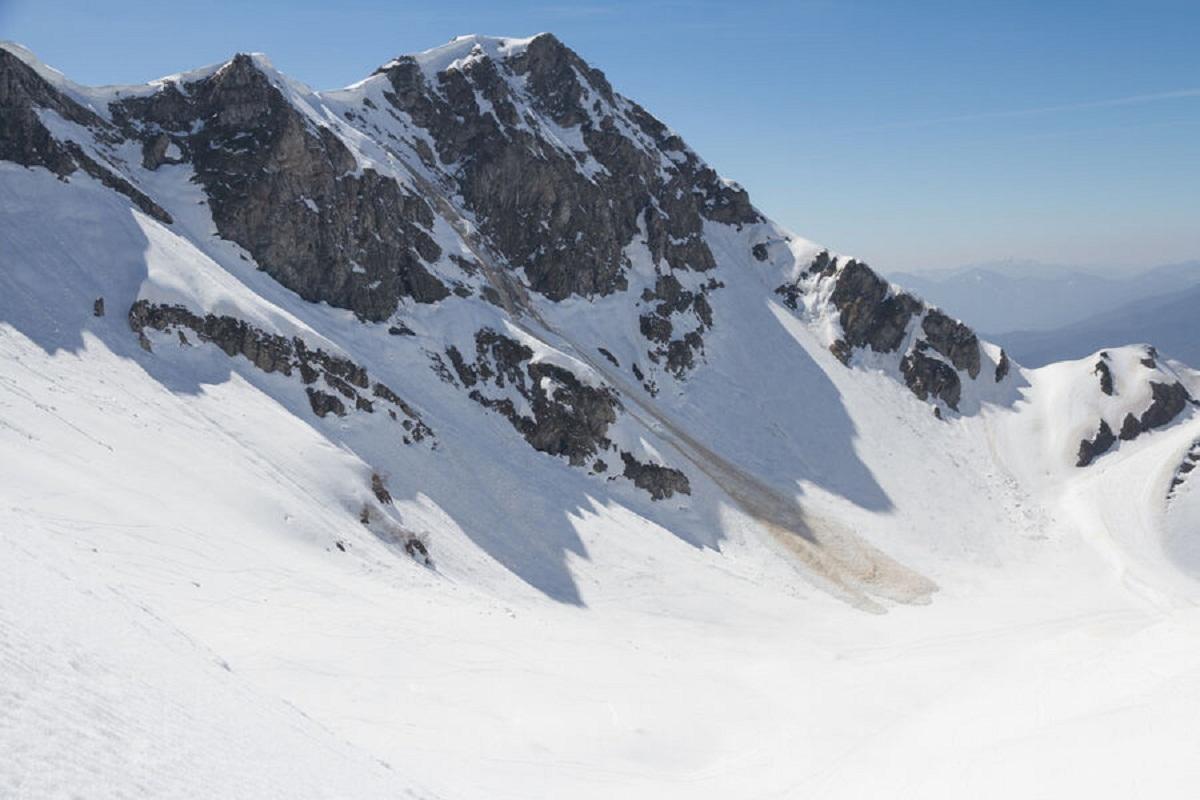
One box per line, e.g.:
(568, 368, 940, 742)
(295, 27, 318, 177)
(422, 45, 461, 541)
(885, 255, 1200, 277)
(5, 0, 1197, 274)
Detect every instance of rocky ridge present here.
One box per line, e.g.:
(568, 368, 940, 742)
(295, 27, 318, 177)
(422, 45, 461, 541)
(129, 300, 433, 442)
(775, 250, 1001, 412)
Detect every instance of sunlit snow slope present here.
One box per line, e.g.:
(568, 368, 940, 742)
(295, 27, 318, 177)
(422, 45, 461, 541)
(2, 34, 1200, 799)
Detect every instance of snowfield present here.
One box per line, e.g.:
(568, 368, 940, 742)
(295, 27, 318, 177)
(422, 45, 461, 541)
(3, 36, 1200, 799)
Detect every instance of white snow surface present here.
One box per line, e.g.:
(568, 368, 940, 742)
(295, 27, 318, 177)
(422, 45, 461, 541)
(3, 38, 1200, 799)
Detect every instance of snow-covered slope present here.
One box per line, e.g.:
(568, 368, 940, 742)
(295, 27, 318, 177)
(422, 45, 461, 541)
(3, 34, 1200, 799)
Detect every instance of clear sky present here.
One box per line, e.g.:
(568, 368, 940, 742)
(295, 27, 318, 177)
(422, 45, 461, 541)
(3, 0, 1198, 272)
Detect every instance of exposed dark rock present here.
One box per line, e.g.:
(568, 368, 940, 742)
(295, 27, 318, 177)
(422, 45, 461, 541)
(1094, 358, 1114, 395)
(620, 451, 691, 500)
(370, 383, 427, 438)
(1116, 382, 1191, 442)
(597, 347, 619, 367)
(693, 294, 713, 328)
(112, 54, 447, 321)
(128, 300, 430, 438)
(1077, 420, 1116, 467)
(636, 273, 717, 378)
(639, 313, 672, 344)
(453, 328, 614, 465)
(388, 323, 416, 336)
(751, 243, 769, 261)
(1079, 381, 1192, 466)
(140, 132, 184, 170)
(776, 251, 837, 311)
(900, 347, 962, 410)
(523, 362, 619, 463)
(479, 286, 505, 308)
(829, 260, 923, 358)
(782, 252, 994, 410)
(306, 387, 346, 418)
(450, 327, 687, 496)
(1, 49, 95, 174)
(1138, 381, 1191, 432)
(829, 339, 853, 366)
(376, 34, 756, 302)
(92, 297, 105, 317)
(0, 53, 176, 222)
(774, 282, 803, 311)
(1167, 440, 1200, 499)
(995, 349, 1010, 383)
(666, 331, 704, 376)
(371, 473, 392, 504)
(921, 310, 980, 379)
(452, 328, 618, 467)
(404, 537, 430, 564)
(426, 351, 458, 386)
(1141, 347, 1158, 369)
(806, 249, 838, 277)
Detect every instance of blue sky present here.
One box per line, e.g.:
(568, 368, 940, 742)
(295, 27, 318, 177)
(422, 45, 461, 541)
(3, 0, 1198, 272)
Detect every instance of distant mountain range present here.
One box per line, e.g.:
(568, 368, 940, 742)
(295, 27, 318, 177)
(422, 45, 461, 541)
(996, 281, 1200, 367)
(887, 259, 1200, 335)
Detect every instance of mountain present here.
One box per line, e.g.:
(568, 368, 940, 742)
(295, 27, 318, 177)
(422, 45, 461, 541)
(997, 282, 1200, 368)
(888, 259, 1200, 334)
(4, 35, 1200, 799)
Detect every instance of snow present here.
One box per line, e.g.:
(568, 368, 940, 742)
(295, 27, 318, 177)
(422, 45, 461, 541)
(4, 38, 1200, 800)
(404, 34, 542, 83)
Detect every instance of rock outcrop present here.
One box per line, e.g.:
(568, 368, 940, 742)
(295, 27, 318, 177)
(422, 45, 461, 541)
(0, 49, 172, 223)
(445, 327, 689, 498)
(620, 452, 691, 500)
(375, 34, 758, 302)
(901, 346, 964, 410)
(777, 250, 993, 412)
(1169, 440, 1200, 498)
(1076, 379, 1193, 467)
(128, 300, 432, 441)
(112, 55, 448, 321)
(1077, 420, 1117, 467)
(1119, 381, 1192, 441)
(637, 274, 720, 378)
(1094, 355, 1114, 395)
(447, 328, 618, 466)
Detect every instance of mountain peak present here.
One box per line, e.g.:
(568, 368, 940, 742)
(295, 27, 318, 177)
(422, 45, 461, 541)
(377, 32, 551, 81)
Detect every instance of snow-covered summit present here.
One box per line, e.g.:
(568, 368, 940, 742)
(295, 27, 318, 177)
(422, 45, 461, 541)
(388, 32, 546, 78)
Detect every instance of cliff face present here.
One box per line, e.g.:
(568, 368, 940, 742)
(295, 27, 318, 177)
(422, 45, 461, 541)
(372, 34, 757, 302)
(111, 53, 449, 321)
